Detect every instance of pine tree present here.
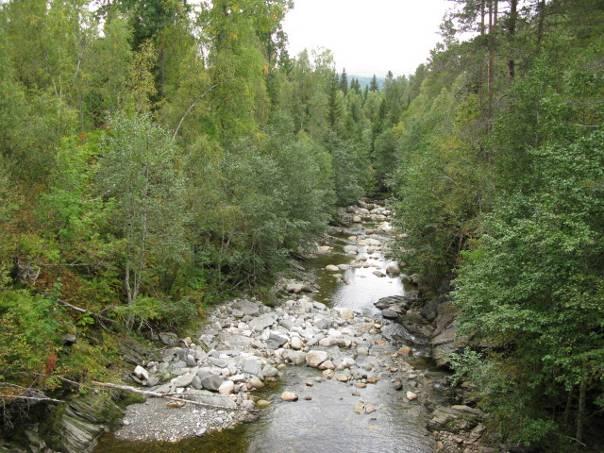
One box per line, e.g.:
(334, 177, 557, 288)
(339, 68, 348, 94)
(369, 74, 379, 92)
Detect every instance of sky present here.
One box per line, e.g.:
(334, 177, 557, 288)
(283, 0, 451, 78)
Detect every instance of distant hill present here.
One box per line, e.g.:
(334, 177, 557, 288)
(351, 75, 385, 90)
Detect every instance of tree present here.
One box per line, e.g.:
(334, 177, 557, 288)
(369, 74, 379, 92)
(339, 68, 349, 94)
(98, 113, 188, 307)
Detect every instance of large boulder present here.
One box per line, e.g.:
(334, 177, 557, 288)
(386, 262, 401, 276)
(427, 405, 484, 433)
(231, 299, 261, 316)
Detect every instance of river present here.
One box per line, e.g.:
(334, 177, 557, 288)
(95, 202, 435, 453)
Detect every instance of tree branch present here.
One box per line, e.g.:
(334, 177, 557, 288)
(172, 84, 217, 141)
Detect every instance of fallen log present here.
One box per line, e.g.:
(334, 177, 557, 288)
(60, 378, 235, 410)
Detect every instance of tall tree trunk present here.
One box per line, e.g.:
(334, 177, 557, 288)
(576, 378, 586, 443)
(487, 0, 497, 124)
(563, 387, 574, 428)
(508, 0, 518, 79)
(537, 0, 546, 46)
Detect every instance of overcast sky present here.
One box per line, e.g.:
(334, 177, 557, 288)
(283, 0, 451, 77)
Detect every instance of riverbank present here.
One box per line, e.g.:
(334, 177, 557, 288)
(1, 200, 492, 453)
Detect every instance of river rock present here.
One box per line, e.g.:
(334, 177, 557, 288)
(286, 282, 304, 294)
(248, 376, 264, 389)
(186, 390, 237, 410)
(261, 364, 279, 378)
(290, 336, 303, 350)
(305, 350, 328, 368)
(281, 391, 298, 402)
(317, 245, 332, 254)
(191, 375, 203, 390)
(381, 309, 399, 319)
(232, 300, 260, 316)
(337, 357, 356, 369)
(242, 357, 263, 376)
(386, 262, 400, 276)
(133, 365, 149, 381)
(427, 405, 484, 433)
(406, 391, 417, 401)
(159, 332, 179, 346)
(267, 332, 288, 349)
(208, 356, 228, 368)
(172, 373, 195, 388)
(285, 350, 307, 366)
(337, 308, 354, 321)
(322, 369, 335, 379)
(218, 380, 234, 395)
(354, 401, 365, 414)
(319, 360, 335, 370)
(398, 346, 412, 357)
(249, 313, 276, 331)
(256, 399, 271, 408)
(367, 375, 380, 384)
(335, 373, 350, 382)
(325, 264, 340, 272)
(199, 374, 223, 391)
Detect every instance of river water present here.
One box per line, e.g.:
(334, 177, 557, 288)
(96, 211, 434, 453)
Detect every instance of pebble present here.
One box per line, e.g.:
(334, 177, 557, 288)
(406, 391, 418, 401)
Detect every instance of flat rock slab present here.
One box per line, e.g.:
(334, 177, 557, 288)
(231, 300, 261, 316)
(249, 313, 277, 331)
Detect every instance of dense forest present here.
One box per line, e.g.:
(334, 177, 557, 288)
(0, 0, 603, 451)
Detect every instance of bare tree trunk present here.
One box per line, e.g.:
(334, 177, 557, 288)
(537, 0, 546, 46)
(487, 0, 495, 123)
(576, 378, 586, 443)
(508, 0, 518, 79)
(563, 387, 573, 428)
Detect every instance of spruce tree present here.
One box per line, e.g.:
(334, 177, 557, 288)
(339, 68, 348, 94)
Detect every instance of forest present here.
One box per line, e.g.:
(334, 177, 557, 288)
(0, 0, 603, 451)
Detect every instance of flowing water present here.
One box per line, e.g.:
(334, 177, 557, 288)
(96, 215, 434, 453)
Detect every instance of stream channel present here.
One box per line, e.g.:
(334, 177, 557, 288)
(96, 203, 436, 453)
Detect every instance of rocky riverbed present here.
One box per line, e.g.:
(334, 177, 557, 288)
(94, 200, 492, 453)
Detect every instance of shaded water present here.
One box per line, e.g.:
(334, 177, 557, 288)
(96, 219, 433, 453)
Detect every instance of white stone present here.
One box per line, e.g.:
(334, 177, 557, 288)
(305, 350, 328, 368)
(281, 391, 298, 402)
(133, 365, 149, 381)
(218, 380, 235, 395)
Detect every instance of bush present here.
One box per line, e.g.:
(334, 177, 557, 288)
(0, 290, 60, 385)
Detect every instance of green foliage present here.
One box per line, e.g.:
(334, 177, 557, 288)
(112, 296, 197, 333)
(0, 0, 377, 416)
(98, 113, 188, 305)
(0, 290, 60, 384)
